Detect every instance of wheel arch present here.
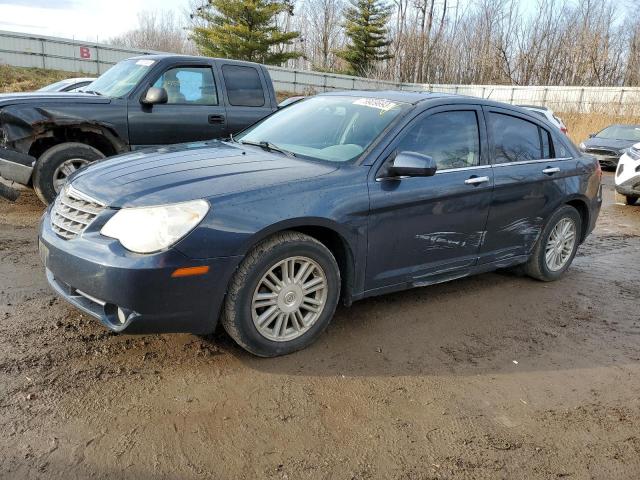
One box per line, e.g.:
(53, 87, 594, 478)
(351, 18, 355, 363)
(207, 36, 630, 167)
(27, 124, 127, 161)
(564, 196, 590, 243)
(241, 218, 357, 306)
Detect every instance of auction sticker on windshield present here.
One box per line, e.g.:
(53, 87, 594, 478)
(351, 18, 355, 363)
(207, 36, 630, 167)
(135, 59, 155, 66)
(352, 98, 400, 114)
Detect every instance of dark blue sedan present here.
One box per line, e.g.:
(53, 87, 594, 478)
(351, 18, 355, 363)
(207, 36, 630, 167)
(39, 92, 602, 356)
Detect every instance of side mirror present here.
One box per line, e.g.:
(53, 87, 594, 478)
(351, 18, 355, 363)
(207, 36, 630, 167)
(141, 87, 168, 105)
(388, 151, 437, 177)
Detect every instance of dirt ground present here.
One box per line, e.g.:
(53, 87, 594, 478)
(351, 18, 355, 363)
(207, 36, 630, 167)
(0, 173, 639, 479)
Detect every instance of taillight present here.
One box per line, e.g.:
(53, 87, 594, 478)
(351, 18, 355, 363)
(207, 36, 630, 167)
(561, 127, 568, 135)
(595, 160, 602, 177)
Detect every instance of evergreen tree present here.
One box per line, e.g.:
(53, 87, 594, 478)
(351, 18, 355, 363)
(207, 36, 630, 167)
(337, 0, 393, 76)
(191, 0, 302, 65)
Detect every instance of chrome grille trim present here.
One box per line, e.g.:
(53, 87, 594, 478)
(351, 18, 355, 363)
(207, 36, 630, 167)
(585, 148, 618, 157)
(50, 185, 105, 240)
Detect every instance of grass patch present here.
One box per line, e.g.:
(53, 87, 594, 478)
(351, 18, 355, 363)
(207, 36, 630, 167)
(560, 111, 640, 145)
(0, 65, 83, 93)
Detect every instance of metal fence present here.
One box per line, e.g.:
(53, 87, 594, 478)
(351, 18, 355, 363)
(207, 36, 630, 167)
(2, 29, 640, 114)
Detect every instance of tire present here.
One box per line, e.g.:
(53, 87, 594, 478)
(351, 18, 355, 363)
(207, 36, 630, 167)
(33, 142, 105, 205)
(625, 195, 638, 206)
(221, 231, 341, 357)
(525, 205, 582, 282)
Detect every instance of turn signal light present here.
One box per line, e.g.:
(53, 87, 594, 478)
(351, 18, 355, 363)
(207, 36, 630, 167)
(171, 266, 210, 278)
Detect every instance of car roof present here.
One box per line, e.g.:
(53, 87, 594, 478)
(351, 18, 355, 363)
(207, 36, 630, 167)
(126, 54, 264, 68)
(318, 90, 544, 112)
(319, 90, 452, 104)
(518, 104, 550, 111)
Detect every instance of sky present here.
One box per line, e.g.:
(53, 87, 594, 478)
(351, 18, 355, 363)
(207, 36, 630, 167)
(0, 0, 190, 42)
(0, 0, 628, 43)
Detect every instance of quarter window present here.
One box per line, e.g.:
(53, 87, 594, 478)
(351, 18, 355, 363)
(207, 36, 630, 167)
(153, 67, 218, 105)
(394, 111, 481, 170)
(222, 65, 265, 107)
(489, 113, 554, 163)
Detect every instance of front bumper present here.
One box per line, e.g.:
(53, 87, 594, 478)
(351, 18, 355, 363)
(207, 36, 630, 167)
(614, 153, 640, 197)
(0, 147, 35, 185)
(39, 211, 242, 334)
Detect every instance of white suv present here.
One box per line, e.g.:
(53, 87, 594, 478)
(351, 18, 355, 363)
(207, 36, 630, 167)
(615, 143, 640, 205)
(519, 105, 568, 135)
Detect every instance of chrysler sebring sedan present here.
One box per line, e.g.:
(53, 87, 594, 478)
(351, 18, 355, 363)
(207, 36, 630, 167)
(39, 92, 602, 357)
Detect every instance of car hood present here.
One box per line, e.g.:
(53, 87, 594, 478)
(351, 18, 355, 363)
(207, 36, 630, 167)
(0, 92, 110, 107)
(582, 137, 635, 151)
(70, 141, 338, 208)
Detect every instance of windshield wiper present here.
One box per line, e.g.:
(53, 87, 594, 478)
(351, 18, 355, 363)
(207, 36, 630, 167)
(239, 140, 296, 157)
(79, 89, 103, 96)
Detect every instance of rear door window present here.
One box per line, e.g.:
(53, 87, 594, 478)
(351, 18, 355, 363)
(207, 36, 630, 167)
(222, 65, 265, 107)
(489, 112, 560, 163)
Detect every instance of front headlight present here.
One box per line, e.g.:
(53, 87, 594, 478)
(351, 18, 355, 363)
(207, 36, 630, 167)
(101, 200, 209, 253)
(579, 142, 586, 151)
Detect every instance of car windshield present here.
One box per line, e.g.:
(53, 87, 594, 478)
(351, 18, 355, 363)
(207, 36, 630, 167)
(596, 125, 640, 142)
(235, 95, 410, 163)
(82, 58, 155, 98)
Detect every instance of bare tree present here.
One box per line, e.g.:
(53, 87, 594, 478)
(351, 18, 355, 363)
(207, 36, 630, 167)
(304, 0, 344, 70)
(109, 10, 196, 54)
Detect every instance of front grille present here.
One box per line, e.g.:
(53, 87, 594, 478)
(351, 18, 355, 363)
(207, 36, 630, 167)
(50, 186, 105, 240)
(585, 148, 618, 157)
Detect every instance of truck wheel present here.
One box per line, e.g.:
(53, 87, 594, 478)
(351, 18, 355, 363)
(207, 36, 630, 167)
(221, 231, 341, 357)
(625, 195, 638, 206)
(525, 205, 581, 282)
(33, 142, 104, 205)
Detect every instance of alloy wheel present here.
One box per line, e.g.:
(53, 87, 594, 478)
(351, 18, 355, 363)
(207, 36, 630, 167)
(251, 256, 328, 342)
(544, 217, 577, 271)
(52, 158, 90, 193)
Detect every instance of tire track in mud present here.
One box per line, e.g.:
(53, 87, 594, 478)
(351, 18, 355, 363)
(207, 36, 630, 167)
(2, 180, 640, 479)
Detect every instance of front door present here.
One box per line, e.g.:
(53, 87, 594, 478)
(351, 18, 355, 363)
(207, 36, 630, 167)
(366, 106, 494, 291)
(127, 65, 227, 148)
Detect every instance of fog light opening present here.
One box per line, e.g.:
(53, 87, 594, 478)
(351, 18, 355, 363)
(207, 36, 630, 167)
(117, 307, 128, 325)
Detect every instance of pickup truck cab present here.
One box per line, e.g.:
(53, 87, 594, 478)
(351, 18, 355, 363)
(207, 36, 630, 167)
(0, 54, 278, 203)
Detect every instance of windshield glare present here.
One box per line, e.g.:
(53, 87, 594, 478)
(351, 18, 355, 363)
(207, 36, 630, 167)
(236, 96, 409, 163)
(84, 58, 155, 98)
(596, 125, 640, 142)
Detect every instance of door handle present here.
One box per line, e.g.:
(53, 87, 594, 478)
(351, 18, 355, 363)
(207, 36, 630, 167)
(542, 167, 560, 175)
(464, 175, 490, 185)
(208, 114, 225, 124)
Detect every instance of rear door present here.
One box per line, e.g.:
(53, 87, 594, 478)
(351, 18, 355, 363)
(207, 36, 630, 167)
(479, 106, 576, 264)
(366, 105, 493, 291)
(127, 63, 226, 147)
(217, 63, 275, 134)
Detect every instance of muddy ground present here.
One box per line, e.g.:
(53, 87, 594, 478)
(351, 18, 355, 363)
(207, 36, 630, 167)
(0, 173, 639, 479)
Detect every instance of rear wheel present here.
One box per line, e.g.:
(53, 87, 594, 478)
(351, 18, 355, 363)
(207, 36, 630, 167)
(33, 142, 104, 205)
(625, 195, 638, 206)
(221, 231, 341, 357)
(525, 205, 581, 282)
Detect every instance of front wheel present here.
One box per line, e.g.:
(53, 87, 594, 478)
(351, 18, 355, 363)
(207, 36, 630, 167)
(221, 231, 341, 357)
(33, 142, 104, 205)
(525, 205, 581, 282)
(625, 195, 638, 206)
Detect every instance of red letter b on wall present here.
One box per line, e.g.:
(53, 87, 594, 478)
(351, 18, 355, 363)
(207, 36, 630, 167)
(79, 47, 91, 59)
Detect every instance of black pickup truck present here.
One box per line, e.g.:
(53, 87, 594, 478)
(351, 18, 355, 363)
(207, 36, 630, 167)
(0, 55, 279, 203)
